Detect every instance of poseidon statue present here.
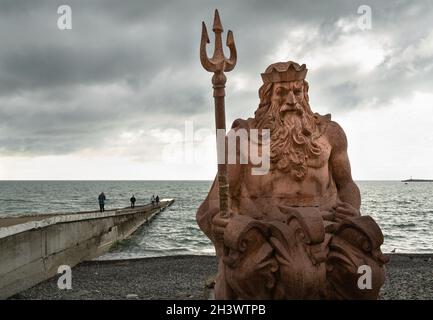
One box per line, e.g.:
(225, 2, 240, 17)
(197, 61, 388, 299)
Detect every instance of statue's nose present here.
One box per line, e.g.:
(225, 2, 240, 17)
(286, 92, 295, 105)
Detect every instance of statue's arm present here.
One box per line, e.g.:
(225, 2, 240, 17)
(328, 121, 361, 213)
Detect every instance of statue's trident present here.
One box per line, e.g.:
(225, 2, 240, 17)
(200, 9, 237, 219)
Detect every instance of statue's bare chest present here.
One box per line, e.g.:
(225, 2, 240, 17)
(243, 135, 333, 199)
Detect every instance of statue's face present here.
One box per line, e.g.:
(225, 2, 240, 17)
(256, 79, 320, 179)
(270, 81, 305, 114)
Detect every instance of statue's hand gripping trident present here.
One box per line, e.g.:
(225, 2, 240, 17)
(200, 10, 237, 219)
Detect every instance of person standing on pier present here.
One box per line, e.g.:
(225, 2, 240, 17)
(151, 195, 155, 207)
(98, 192, 106, 212)
(155, 195, 160, 206)
(130, 194, 136, 208)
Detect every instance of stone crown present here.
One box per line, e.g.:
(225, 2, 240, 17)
(261, 61, 308, 83)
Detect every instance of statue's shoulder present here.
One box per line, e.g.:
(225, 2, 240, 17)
(315, 113, 348, 149)
(314, 113, 345, 133)
(230, 118, 254, 130)
(314, 113, 332, 137)
(315, 112, 331, 121)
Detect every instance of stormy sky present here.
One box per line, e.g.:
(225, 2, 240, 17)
(0, 0, 432, 180)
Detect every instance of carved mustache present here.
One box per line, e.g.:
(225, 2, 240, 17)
(279, 103, 303, 114)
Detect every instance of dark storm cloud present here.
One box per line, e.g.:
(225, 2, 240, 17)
(0, 0, 432, 156)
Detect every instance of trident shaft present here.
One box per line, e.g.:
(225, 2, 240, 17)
(200, 9, 237, 218)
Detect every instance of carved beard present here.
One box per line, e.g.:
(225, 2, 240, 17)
(257, 100, 322, 180)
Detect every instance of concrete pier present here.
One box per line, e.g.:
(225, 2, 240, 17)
(0, 199, 174, 299)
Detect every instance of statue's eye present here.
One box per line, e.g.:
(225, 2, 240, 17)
(294, 90, 301, 96)
(276, 87, 287, 96)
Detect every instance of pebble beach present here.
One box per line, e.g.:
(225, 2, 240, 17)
(11, 254, 433, 300)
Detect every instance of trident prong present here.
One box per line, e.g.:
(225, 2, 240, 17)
(200, 9, 237, 73)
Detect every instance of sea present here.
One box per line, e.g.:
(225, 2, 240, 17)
(0, 180, 432, 259)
